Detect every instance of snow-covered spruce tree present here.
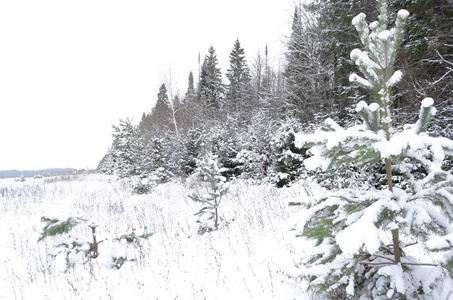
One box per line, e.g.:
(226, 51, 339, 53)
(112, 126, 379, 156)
(142, 136, 169, 182)
(111, 119, 144, 178)
(208, 122, 241, 179)
(272, 119, 307, 187)
(226, 38, 254, 124)
(97, 149, 115, 175)
(290, 0, 453, 299)
(110, 119, 169, 193)
(199, 46, 224, 114)
(149, 83, 175, 132)
(178, 129, 203, 176)
(189, 151, 229, 233)
(235, 112, 275, 182)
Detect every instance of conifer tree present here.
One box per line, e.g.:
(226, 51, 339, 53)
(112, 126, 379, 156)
(149, 83, 174, 132)
(284, 4, 336, 122)
(198, 46, 224, 113)
(226, 38, 253, 123)
(284, 6, 304, 117)
(111, 119, 144, 178)
(138, 112, 149, 133)
(179, 129, 202, 176)
(272, 119, 306, 187)
(316, 0, 376, 120)
(190, 151, 229, 233)
(185, 71, 196, 100)
(176, 71, 201, 130)
(142, 136, 169, 182)
(290, 1, 453, 298)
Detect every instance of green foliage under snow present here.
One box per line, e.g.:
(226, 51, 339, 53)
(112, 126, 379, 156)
(289, 0, 453, 298)
(189, 151, 229, 233)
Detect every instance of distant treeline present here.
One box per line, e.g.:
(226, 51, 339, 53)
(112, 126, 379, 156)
(0, 168, 76, 179)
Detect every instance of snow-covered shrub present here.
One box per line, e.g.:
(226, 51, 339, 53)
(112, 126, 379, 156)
(131, 178, 153, 194)
(39, 216, 153, 271)
(271, 119, 307, 187)
(39, 216, 97, 270)
(289, 1, 453, 299)
(189, 151, 229, 233)
(208, 123, 242, 179)
(129, 167, 169, 194)
(111, 227, 153, 269)
(115, 227, 153, 247)
(235, 149, 266, 182)
(234, 113, 275, 183)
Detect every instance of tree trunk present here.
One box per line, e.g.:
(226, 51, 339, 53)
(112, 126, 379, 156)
(383, 89, 406, 300)
(89, 225, 99, 259)
(214, 206, 218, 229)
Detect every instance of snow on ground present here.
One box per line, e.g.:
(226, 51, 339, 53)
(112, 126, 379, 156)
(0, 174, 316, 299)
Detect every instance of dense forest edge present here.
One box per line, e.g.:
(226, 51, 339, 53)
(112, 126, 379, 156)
(97, 0, 452, 190)
(92, 0, 453, 298)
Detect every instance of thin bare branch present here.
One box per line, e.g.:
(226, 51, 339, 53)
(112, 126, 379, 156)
(401, 262, 439, 267)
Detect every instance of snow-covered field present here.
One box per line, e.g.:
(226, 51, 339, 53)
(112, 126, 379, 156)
(0, 173, 317, 299)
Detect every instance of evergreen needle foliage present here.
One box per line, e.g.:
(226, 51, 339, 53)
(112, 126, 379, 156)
(39, 216, 153, 271)
(39, 216, 84, 242)
(115, 227, 153, 247)
(39, 216, 94, 270)
(190, 151, 229, 232)
(290, 0, 453, 299)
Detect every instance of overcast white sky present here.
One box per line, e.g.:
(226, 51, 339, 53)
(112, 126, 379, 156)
(0, 0, 294, 171)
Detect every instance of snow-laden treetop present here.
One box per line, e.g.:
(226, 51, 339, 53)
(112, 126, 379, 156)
(349, 2, 409, 110)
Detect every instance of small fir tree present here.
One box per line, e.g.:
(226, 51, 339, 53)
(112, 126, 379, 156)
(289, 0, 453, 299)
(189, 151, 229, 233)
